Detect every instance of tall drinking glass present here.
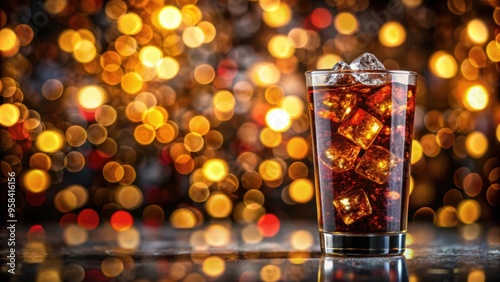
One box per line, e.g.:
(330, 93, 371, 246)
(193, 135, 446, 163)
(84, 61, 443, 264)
(306, 70, 417, 255)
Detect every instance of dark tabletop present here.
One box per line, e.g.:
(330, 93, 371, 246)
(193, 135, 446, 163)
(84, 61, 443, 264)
(1, 221, 499, 281)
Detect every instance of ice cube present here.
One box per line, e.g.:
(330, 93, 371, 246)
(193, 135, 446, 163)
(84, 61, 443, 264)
(349, 53, 387, 85)
(338, 109, 383, 150)
(333, 188, 372, 225)
(366, 84, 409, 117)
(355, 145, 402, 184)
(320, 133, 360, 172)
(317, 92, 357, 123)
(325, 61, 355, 85)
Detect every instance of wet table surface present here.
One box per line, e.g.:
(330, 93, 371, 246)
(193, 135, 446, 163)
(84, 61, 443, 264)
(1, 221, 499, 281)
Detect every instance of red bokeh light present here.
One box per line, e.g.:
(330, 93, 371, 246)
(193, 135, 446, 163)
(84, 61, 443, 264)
(78, 209, 100, 230)
(257, 213, 281, 237)
(27, 224, 45, 241)
(311, 8, 332, 29)
(26, 190, 46, 206)
(60, 213, 78, 228)
(110, 210, 134, 231)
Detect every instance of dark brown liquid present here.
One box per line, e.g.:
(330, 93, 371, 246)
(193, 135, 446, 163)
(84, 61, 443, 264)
(308, 82, 416, 233)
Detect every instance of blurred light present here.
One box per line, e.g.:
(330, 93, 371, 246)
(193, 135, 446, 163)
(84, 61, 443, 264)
(213, 90, 236, 112)
(486, 40, 500, 62)
(170, 208, 197, 228)
(101, 257, 124, 278)
(257, 213, 280, 237)
(464, 84, 489, 111)
(465, 131, 488, 158)
(121, 72, 143, 94)
(379, 21, 406, 47)
(36, 270, 59, 282)
(0, 28, 18, 52)
(429, 51, 458, 78)
(78, 209, 99, 230)
(311, 8, 332, 29)
(436, 206, 458, 227)
(111, 210, 134, 231)
(287, 28, 308, 48)
(458, 199, 481, 224)
(334, 12, 358, 35)
(260, 264, 282, 282)
(78, 85, 107, 110)
(265, 108, 291, 132)
(468, 270, 485, 282)
(260, 128, 282, 148)
(73, 39, 96, 63)
(202, 256, 225, 278)
(183, 26, 205, 48)
(289, 230, 313, 250)
(251, 62, 280, 86)
(63, 224, 88, 246)
(463, 173, 483, 197)
(262, 3, 291, 28)
(118, 12, 142, 35)
(117, 227, 140, 249)
(194, 64, 215, 84)
(259, 0, 280, 12)
(202, 159, 228, 182)
(289, 179, 314, 203)
(316, 54, 341, 69)
(139, 45, 163, 67)
(466, 19, 488, 44)
(259, 159, 283, 181)
(411, 140, 423, 164)
(242, 224, 263, 244)
(197, 21, 216, 43)
(156, 57, 179, 79)
(0, 103, 20, 126)
(281, 96, 304, 119)
(134, 124, 156, 145)
(206, 193, 233, 218)
(143, 204, 165, 226)
(268, 35, 294, 59)
(103, 161, 124, 183)
(158, 6, 182, 30)
(23, 169, 50, 193)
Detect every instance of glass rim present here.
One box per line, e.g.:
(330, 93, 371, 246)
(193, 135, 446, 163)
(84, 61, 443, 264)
(305, 69, 418, 76)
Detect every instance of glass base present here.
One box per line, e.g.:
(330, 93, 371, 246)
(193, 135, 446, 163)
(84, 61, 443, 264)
(320, 232, 406, 256)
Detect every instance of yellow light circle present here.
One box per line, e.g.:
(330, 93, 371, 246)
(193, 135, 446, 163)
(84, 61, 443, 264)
(334, 12, 358, 35)
(184, 132, 204, 152)
(142, 107, 167, 129)
(0, 28, 18, 52)
(139, 45, 163, 68)
(287, 137, 308, 159)
(411, 140, 423, 164)
(158, 6, 182, 30)
(134, 124, 156, 145)
(289, 230, 314, 250)
(156, 57, 179, 80)
(464, 85, 489, 111)
(379, 21, 406, 47)
(465, 131, 488, 159)
(496, 124, 500, 143)
(183, 26, 205, 48)
(280, 95, 304, 119)
(77, 85, 107, 110)
(36, 130, 65, 153)
(23, 169, 50, 193)
(202, 159, 228, 182)
(289, 178, 314, 203)
(121, 72, 143, 94)
(206, 193, 233, 218)
(213, 90, 236, 112)
(486, 40, 500, 62)
(268, 35, 295, 59)
(262, 3, 291, 28)
(466, 19, 489, 44)
(251, 62, 281, 87)
(458, 199, 481, 224)
(0, 103, 20, 126)
(260, 127, 282, 148)
(101, 258, 124, 278)
(102, 161, 124, 183)
(189, 115, 210, 135)
(118, 12, 143, 35)
(316, 54, 342, 69)
(429, 51, 457, 78)
(259, 160, 283, 181)
(73, 39, 96, 63)
(260, 265, 282, 282)
(197, 21, 216, 43)
(194, 64, 215, 84)
(117, 185, 143, 210)
(265, 108, 291, 132)
(170, 208, 197, 228)
(202, 256, 225, 278)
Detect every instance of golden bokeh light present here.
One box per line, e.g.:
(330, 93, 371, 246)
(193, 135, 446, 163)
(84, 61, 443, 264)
(287, 137, 308, 159)
(202, 256, 225, 278)
(281, 95, 304, 119)
(142, 107, 168, 129)
(23, 169, 50, 193)
(139, 45, 163, 67)
(265, 108, 291, 132)
(334, 12, 358, 35)
(206, 193, 233, 218)
(259, 159, 283, 182)
(316, 54, 342, 69)
(72, 39, 96, 63)
(189, 182, 210, 203)
(194, 64, 215, 84)
(260, 127, 282, 148)
(268, 35, 295, 59)
(464, 84, 489, 111)
(465, 131, 488, 159)
(118, 12, 143, 35)
(436, 206, 458, 227)
(156, 57, 179, 80)
(262, 3, 291, 28)
(466, 19, 489, 44)
(121, 72, 143, 94)
(251, 62, 280, 87)
(379, 21, 407, 47)
(101, 257, 124, 278)
(429, 51, 458, 78)
(202, 159, 228, 182)
(158, 6, 183, 30)
(36, 130, 65, 153)
(0, 28, 18, 53)
(134, 124, 156, 145)
(289, 230, 314, 250)
(170, 208, 197, 228)
(183, 26, 205, 48)
(288, 178, 314, 203)
(458, 199, 481, 224)
(0, 103, 20, 126)
(411, 140, 423, 164)
(260, 264, 282, 282)
(77, 85, 107, 110)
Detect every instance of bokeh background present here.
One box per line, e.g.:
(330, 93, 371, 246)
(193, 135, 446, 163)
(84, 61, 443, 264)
(1, 0, 500, 245)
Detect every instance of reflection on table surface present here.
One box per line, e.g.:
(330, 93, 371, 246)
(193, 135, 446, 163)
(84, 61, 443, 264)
(1, 221, 499, 281)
